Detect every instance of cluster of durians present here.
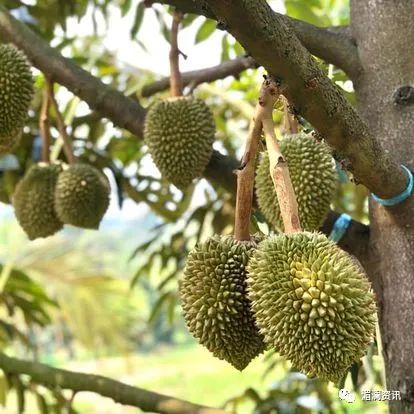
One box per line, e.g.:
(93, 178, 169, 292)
(13, 162, 110, 240)
(144, 91, 377, 384)
(0, 43, 110, 240)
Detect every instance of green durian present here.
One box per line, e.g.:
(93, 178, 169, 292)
(256, 133, 336, 231)
(247, 232, 376, 383)
(180, 234, 266, 370)
(144, 97, 215, 190)
(0, 44, 33, 153)
(54, 163, 110, 229)
(13, 163, 64, 240)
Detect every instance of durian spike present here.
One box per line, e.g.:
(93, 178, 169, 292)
(39, 81, 51, 163)
(234, 79, 282, 241)
(169, 10, 184, 97)
(47, 79, 76, 164)
(261, 77, 302, 234)
(281, 95, 300, 135)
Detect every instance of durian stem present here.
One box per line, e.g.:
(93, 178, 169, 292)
(234, 97, 263, 241)
(281, 95, 299, 135)
(260, 79, 302, 234)
(169, 10, 184, 97)
(39, 84, 52, 163)
(47, 79, 76, 165)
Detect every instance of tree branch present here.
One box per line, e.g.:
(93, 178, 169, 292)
(203, 0, 408, 199)
(0, 5, 146, 138)
(150, 0, 361, 78)
(0, 4, 370, 262)
(142, 56, 256, 97)
(0, 352, 225, 414)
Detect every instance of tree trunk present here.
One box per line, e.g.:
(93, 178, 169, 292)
(351, 1, 414, 412)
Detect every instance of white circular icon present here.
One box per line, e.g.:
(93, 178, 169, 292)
(338, 388, 355, 403)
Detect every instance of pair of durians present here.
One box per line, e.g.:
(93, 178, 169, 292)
(146, 96, 376, 383)
(13, 162, 110, 240)
(145, 96, 337, 232)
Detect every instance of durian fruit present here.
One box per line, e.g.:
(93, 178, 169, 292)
(0, 44, 33, 153)
(13, 163, 63, 240)
(256, 134, 336, 231)
(180, 234, 266, 370)
(54, 163, 110, 229)
(247, 232, 376, 383)
(144, 97, 215, 190)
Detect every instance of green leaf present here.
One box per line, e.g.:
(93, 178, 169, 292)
(221, 35, 230, 62)
(148, 291, 172, 324)
(121, 0, 132, 17)
(285, 0, 330, 26)
(130, 3, 145, 39)
(195, 19, 216, 43)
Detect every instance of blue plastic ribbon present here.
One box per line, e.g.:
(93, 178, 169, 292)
(329, 213, 352, 243)
(371, 164, 414, 206)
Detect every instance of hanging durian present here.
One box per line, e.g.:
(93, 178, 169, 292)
(13, 163, 64, 240)
(0, 44, 33, 153)
(247, 232, 376, 383)
(180, 234, 266, 370)
(144, 97, 215, 190)
(54, 163, 110, 229)
(256, 133, 336, 231)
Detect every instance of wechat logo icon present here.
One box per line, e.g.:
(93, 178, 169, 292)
(338, 388, 356, 403)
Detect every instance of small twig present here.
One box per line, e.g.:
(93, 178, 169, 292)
(169, 10, 184, 97)
(281, 95, 299, 135)
(39, 83, 52, 163)
(233, 89, 264, 241)
(142, 56, 255, 97)
(260, 78, 302, 234)
(47, 79, 76, 164)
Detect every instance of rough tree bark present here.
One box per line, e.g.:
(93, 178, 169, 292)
(351, 1, 414, 412)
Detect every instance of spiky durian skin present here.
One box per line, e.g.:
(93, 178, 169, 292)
(247, 232, 376, 383)
(144, 97, 215, 190)
(180, 234, 266, 370)
(0, 44, 33, 153)
(54, 164, 110, 229)
(13, 163, 63, 240)
(256, 134, 336, 231)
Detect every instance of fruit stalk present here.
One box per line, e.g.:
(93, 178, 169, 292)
(233, 94, 263, 241)
(47, 79, 76, 164)
(39, 84, 51, 163)
(169, 10, 184, 97)
(281, 95, 299, 134)
(260, 77, 302, 234)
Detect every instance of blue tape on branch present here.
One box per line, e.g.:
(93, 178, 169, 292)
(329, 213, 352, 243)
(371, 164, 414, 206)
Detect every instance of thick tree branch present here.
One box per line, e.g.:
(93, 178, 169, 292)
(0, 353, 225, 414)
(203, 0, 407, 199)
(142, 56, 256, 97)
(0, 5, 146, 138)
(150, 0, 361, 78)
(0, 5, 369, 261)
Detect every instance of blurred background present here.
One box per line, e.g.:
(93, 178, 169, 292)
(0, 0, 385, 412)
